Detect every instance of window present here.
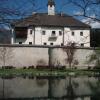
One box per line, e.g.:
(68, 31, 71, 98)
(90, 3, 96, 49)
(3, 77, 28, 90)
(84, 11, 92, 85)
(30, 30, 32, 34)
(29, 42, 32, 45)
(50, 5, 52, 7)
(59, 31, 62, 36)
(50, 43, 53, 45)
(80, 32, 83, 36)
(61, 43, 64, 46)
(42, 31, 46, 35)
(19, 42, 22, 44)
(81, 43, 84, 47)
(52, 31, 56, 36)
(72, 32, 74, 36)
(44, 43, 47, 45)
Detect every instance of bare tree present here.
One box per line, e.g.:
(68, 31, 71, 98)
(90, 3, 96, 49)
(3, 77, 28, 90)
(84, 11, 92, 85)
(0, 47, 13, 67)
(63, 42, 78, 69)
(62, 0, 100, 22)
(0, 0, 99, 26)
(87, 48, 100, 68)
(0, 0, 36, 26)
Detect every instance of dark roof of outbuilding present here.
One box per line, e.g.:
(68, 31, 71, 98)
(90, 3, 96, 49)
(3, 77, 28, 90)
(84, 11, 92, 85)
(12, 13, 91, 28)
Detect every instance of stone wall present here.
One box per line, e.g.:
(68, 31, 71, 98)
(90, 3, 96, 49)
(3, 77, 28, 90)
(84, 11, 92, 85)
(0, 45, 97, 69)
(51, 48, 94, 69)
(0, 45, 49, 68)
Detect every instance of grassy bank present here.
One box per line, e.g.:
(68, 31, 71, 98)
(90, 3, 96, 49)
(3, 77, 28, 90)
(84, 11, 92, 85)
(0, 69, 100, 77)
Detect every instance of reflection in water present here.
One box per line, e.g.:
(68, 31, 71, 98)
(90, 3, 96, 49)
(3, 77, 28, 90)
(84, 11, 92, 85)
(0, 76, 100, 100)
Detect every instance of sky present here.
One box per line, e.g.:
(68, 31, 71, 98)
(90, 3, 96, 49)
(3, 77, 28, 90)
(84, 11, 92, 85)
(0, 0, 100, 28)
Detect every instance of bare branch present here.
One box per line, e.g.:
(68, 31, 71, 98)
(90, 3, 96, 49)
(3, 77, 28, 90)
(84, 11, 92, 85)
(67, 0, 100, 22)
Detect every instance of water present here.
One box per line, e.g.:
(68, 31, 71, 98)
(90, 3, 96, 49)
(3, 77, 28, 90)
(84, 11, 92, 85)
(0, 76, 100, 100)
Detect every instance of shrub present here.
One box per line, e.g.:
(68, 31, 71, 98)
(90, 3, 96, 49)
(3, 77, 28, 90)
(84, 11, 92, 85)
(50, 65, 66, 70)
(23, 66, 27, 69)
(36, 59, 47, 69)
(37, 59, 46, 66)
(36, 65, 49, 69)
(28, 65, 34, 69)
(2, 66, 15, 69)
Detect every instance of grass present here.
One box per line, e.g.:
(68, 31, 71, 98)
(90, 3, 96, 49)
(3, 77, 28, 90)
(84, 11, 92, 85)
(0, 69, 65, 77)
(0, 68, 100, 77)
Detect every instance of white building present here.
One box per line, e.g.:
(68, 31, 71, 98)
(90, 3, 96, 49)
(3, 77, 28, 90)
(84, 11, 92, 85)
(11, 0, 91, 47)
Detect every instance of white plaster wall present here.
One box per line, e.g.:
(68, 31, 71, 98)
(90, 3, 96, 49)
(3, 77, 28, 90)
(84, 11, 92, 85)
(41, 27, 63, 45)
(48, 5, 55, 15)
(14, 26, 90, 47)
(0, 46, 95, 69)
(64, 27, 90, 47)
(13, 26, 63, 45)
(35, 27, 42, 45)
(26, 28, 34, 44)
(0, 47, 48, 68)
(50, 48, 95, 69)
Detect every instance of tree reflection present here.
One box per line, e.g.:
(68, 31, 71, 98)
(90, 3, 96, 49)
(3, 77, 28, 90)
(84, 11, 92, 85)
(1, 78, 14, 99)
(65, 76, 77, 100)
(36, 78, 47, 87)
(0, 76, 99, 100)
(86, 78, 100, 100)
(48, 76, 78, 100)
(48, 76, 63, 98)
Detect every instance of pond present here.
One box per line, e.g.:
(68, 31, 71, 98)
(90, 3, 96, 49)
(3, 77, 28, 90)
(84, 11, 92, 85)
(0, 76, 100, 100)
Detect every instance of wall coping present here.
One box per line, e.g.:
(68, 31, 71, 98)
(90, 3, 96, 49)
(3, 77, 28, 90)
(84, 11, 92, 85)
(0, 44, 98, 50)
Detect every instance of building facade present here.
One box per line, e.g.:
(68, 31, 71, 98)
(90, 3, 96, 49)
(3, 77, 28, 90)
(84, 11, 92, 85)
(11, 0, 91, 47)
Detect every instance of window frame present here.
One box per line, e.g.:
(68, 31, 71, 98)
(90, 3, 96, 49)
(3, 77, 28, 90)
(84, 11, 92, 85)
(61, 43, 64, 46)
(81, 43, 84, 47)
(50, 43, 53, 45)
(42, 31, 46, 35)
(52, 31, 56, 36)
(80, 32, 83, 36)
(19, 42, 22, 44)
(44, 42, 47, 45)
(72, 32, 75, 36)
(59, 31, 62, 36)
(30, 30, 32, 35)
(29, 42, 32, 45)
